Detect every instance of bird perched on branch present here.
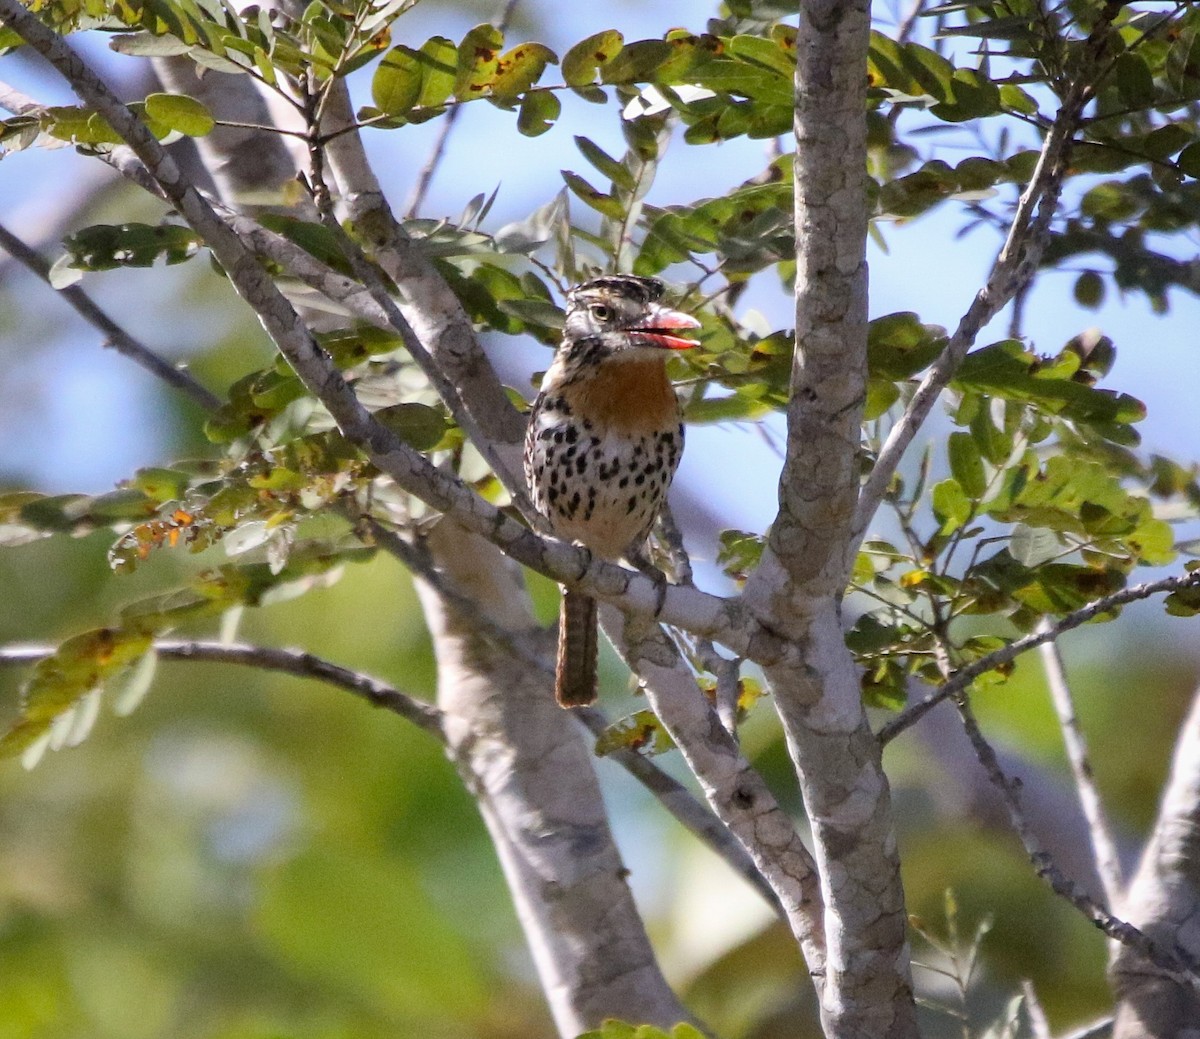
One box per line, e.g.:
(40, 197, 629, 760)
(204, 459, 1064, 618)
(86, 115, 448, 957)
(524, 275, 700, 707)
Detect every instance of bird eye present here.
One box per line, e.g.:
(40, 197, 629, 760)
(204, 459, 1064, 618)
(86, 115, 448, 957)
(588, 303, 612, 322)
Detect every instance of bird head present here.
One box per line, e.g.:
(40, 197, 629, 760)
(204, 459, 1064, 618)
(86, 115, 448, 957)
(562, 275, 700, 359)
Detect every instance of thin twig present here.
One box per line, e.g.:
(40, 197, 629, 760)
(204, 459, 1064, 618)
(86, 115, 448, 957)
(1021, 979, 1052, 1039)
(0, 222, 222, 412)
(402, 0, 520, 219)
(1057, 1017, 1113, 1039)
(955, 695, 1200, 987)
(879, 570, 1200, 745)
(0, 77, 39, 114)
(0, 640, 445, 736)
(1037, 620, 1125, 908)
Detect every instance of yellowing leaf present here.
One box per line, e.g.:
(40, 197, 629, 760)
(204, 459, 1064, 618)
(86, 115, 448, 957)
(144, 92, 215, 136)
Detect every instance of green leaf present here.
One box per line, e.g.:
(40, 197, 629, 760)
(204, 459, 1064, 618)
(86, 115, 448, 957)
(110, 32, 192, 56)
(561, 29, 624, 86)
(948, 432, 986, 499)
(1178, 141, 1200, 180)
(63, 223, 200, 272)
(1009, 524, 1061, 567)
(716, 529, 764, 582)
(868, 311, 945, 379)
(862, 658, 907, 711)
(969, 401, 1012, 464)
(594, 709, 674, 757)
(1165, 581, 1200, 617)
(1113, 52, 1156, 108)
(414, 36, 457, 108)
(372, 46, 423, 117)
(491, 42, 557, 99)
(143, 92, 214, 136)
(725, 33, 795, 77)
(373, 403, 447, 452)
(455, 23, 504, 100)
(562, 170, 624, 218)
(517, 89, 560, 136)
(600, 40, 673, 85)
(130, 467, 191, 503)
(864, 379, 900, 420)
(574, 136, 635, 192)
(1074, 270, 1105, 308)
(932, 478, 971, 533)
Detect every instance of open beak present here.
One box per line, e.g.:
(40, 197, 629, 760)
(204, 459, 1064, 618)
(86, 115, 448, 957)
(632, 303, 701, 351)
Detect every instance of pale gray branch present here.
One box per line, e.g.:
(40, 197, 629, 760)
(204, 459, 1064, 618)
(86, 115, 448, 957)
(739, 2, 917, 1033)
(601, 605, 827, 994)
(850, 88, 1080, 548)
(1038, 620, 1125, 909)
(416, 521, 697, 1035)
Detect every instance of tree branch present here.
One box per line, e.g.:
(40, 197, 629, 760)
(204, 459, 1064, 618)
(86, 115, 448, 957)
(0, 221, 223, 412)
(851, 84, 1081, 547)
(879, 571, 1200, 746)
(601, 606, 827, 990)
(0, 639, 445, 736)
(954, 695, 1200, 989)
(1037, 619, 1125, 909)
(414, 521, 697, 1035)
(739, 2, 917, 1033)
(1112, 687, 1200, 1035)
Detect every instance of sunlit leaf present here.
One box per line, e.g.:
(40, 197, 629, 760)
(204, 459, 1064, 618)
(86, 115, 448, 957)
(561, 29, 623, 87)
(143, 92, 215, 135)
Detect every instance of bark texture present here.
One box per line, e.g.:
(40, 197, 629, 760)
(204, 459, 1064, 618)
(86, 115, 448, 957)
(416, 522, 695, 1035)
(1112, 685, 1200, 1038)
(742, 2, 917, 1034)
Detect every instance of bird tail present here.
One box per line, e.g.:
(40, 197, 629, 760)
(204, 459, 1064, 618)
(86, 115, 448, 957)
(556, 589, 598, 707)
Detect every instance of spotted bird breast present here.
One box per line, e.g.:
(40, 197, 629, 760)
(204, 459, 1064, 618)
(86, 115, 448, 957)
(524, 358, 684, 561)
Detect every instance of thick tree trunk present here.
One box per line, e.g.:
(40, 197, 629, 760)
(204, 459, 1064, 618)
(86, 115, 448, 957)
(415, 521, 695, 1035)
(743, 2, 917, 1034)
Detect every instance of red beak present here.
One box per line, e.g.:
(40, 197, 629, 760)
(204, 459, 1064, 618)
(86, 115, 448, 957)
(632, 303, 701, 351)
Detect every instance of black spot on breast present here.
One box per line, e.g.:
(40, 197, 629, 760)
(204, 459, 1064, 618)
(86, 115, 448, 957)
(564, 426, 578, 444)
(635, 473, 646, 486)
(618, 476, 630, 489)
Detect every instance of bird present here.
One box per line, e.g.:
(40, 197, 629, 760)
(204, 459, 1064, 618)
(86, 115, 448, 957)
(524, 274, 700, 707)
